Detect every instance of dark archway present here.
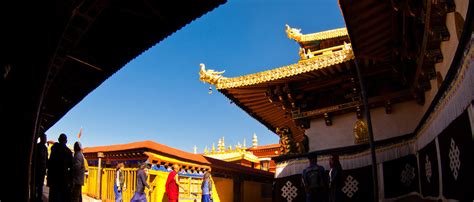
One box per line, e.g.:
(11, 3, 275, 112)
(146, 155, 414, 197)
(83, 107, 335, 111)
(0, 0, 225, 200)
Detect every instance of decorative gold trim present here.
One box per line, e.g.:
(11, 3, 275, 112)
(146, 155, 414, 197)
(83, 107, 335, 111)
(300, 28, 348, 42)
(285, 25, 347, 43)
(204, 150, 260, 163)
(199, 43, 354, 89)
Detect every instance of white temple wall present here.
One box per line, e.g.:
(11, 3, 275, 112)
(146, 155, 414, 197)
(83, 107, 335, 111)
(417, 0, 471, 147)
(422, 3, 467, 114)
(307, 100, 424, 151)
(454, 0, 468, 20)
(306, 0, 470, 152)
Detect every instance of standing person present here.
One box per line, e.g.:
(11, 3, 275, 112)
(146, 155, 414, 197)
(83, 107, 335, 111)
(34, 133, 48, 202)
(114, 163, 126, 202)
(131, 163, 151, 202)
(71, 141, 85, 202)
(201, 172, 213, 202)
(329, 154, 344, 202)
(47, 133, 73, 202)
(302, 154, 328, 202)
(166, 164, 186, 202)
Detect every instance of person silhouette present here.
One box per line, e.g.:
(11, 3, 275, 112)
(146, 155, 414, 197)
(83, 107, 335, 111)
(47, 133, 73, 202)
(34, 133, 48, 202)
(71, 141, 85, 202)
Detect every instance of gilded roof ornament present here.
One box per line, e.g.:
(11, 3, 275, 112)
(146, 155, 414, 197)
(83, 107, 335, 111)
(285, 24, 303, 41)
(199, 63, 226, 85)
(203, 43, 353, 89)
(286, 25, 348, 43)
(300, 28, 348, 42)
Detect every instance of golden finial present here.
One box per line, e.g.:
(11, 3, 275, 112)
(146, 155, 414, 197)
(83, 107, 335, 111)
(199, 63, 226, 85)
(222, 137, 225, 150)
(204, 146, 209, 154)
(218, 138, 222, 152)
(252, 132, 258, 148)
(212, 143, 216, 153)
(285, 24, 302, 42)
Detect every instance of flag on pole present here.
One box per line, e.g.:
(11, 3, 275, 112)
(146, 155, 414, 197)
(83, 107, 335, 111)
(77, 128, 83, 139)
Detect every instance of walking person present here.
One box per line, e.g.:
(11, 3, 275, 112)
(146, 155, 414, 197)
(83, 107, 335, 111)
(201, 172, 213, 202)
(47, 133, 73, 202)
(329, 154, 344, 202)
(114, 163, 126, 202)
(71, 141, 85, 202)
(166, 164, 186, 202)
(302, 154, 328, 202)
(131, 163, 151, 202)
(34, 133, 48, 202)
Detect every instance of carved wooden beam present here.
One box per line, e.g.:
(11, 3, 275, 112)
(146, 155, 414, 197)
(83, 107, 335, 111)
(430, 26, 450, 41)
(356, 106, 363, 119)
(324, 113, 332, 126)
(292, 90, 413, 120)
(425, 48, 443, 63)
(385, 100, 392, 114)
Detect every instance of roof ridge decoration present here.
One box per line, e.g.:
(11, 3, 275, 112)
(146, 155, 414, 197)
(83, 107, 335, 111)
(199, 63, 225, 85)
(285, 24, 348, 42)
(199, 42, 354, 89)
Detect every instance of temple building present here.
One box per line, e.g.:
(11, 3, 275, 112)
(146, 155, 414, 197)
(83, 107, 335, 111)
(200, 0, 473, 201)
(83, 140, 273, 202)
(201, 134, 280, 172)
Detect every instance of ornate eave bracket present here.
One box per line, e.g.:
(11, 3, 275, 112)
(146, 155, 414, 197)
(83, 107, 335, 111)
(199, 63, 227, 87)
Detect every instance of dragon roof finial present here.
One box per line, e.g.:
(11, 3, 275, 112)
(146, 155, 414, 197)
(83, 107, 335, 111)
(199, 63, 226, 85)
(285, 24, 302, 41)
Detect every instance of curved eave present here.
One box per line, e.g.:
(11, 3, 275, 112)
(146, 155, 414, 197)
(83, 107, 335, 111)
(215, 44, 354, 89)
(299, 28, 348, 42)
(38, 0, 227, 131)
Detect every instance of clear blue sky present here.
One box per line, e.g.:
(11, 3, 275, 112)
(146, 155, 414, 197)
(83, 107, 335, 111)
(46, 0, 345, 152)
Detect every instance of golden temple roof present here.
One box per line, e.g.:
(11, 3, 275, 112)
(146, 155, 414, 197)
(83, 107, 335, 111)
(299, 28, 348, 42)
(204, 150, 260, 163)
(199, 43, 354, 89)
(285, 25, 348, 43)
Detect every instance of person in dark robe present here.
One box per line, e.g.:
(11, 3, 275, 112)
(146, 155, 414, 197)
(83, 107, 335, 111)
(47, 133, 73, 202)
(34, 133, 48, 202)
(131, 163, 151, 202)
(71, 141, 85, 202)
(329, 154, 344, 202)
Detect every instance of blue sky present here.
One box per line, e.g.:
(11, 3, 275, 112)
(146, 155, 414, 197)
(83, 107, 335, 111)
(46, 0, 345, 152)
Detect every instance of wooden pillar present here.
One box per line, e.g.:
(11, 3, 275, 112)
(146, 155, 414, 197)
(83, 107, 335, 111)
(97, 152, 104, 199)
(354, 59, 379, 201)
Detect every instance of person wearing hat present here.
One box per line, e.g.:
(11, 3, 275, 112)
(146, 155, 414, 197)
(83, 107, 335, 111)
(47, 133, 73, 202)
(71, 141, 85, 202)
